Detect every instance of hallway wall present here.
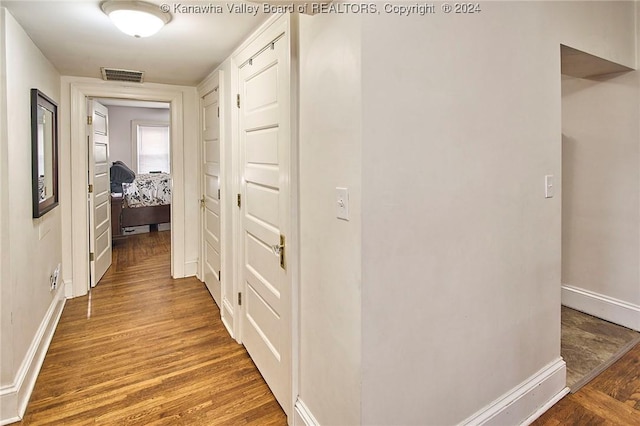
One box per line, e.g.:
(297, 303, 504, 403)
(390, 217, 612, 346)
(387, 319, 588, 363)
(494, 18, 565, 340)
(561, 71, 640, 330)
(298, 11, 362, 425)
(358, 1, 636, 424)
(294, 2, 637, 425)
(106, 105, 170, 170)
(0, 8, 64, 421)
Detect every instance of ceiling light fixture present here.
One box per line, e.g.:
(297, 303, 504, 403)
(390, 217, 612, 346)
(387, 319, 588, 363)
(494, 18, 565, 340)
(101, 1, 171, 38)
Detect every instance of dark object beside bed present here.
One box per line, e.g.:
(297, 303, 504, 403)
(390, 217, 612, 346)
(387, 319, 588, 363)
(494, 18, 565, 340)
(110, 161, 135, 193)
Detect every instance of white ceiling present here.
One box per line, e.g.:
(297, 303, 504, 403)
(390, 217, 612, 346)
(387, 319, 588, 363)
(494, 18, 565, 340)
(3, 0, 270, 86)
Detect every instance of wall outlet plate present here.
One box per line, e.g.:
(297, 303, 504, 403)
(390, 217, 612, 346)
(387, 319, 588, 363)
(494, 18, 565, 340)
(336, 187, 349, 221)
(545, 175, 554, 198)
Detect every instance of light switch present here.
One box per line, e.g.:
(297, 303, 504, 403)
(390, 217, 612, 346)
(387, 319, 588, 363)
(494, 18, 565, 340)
(545, 175, 554, 198)
(336, 187, 349, 220)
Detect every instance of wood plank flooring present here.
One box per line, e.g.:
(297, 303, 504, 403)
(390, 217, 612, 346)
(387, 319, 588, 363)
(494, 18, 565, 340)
(562, 306, 640, 391)
(19, 230, 640, 425)
(19, 231, 287, 425)
(533, 342, 640, 425)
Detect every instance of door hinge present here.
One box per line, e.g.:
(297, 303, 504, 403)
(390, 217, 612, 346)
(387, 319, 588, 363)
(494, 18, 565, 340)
(237, 193, 241, 208)
(88, 184, 94, 194)
(217, 106, 220, 118)
(89, 252, 95, 262)
(237, 94, 240, 109)
(87, 116, 93, 125)
(238, 292, 242, 306)
(217, 189, 221, 200)
(279, 234, 286, 269)
(218, 270, 221, 281)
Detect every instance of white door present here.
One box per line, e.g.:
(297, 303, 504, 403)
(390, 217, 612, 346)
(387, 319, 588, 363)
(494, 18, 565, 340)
(238, 33, 291, 416)
(202, 88, 222, 306)
(88, 99, 111, 287)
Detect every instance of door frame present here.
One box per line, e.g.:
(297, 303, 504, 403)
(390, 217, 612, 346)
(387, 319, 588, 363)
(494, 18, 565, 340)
(229, 13, 300, 418)
(63, 78, 190, 298)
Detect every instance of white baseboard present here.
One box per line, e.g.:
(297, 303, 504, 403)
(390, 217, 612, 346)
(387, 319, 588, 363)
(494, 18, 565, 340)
(64, 279, 73, 299)
(294, 398, 320, 426)
(0, 284, 66, 425)
(562, 284, 640, 331)
(184, 260, 198, 277)
(221, 300, 234, 339)
(460, 358, 568, 426)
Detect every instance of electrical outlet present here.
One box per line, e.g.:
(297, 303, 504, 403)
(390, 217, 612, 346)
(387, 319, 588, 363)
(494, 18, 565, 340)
(50, 263, 60, 291)
(336, 187, 349, 221)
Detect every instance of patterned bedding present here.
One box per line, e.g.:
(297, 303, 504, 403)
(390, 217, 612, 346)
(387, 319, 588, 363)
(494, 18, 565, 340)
(122, 173, 171, 208)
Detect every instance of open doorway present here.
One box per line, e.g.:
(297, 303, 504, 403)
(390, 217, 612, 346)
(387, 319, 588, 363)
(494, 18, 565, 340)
(89, 98, 172, 287)
(559, 45, 640, 392)
(66, 80, 193, 299)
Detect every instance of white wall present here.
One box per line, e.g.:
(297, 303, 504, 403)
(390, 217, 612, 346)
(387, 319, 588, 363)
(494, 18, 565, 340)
(0, 6, 11, 389)
(356, 1, 636, 425)
(297, 12, 362, 426)
(0, 8, 64, 421)
(561, 71, 640, 323)
(294, 2, 637, 425)
(106, 105, 170, 170)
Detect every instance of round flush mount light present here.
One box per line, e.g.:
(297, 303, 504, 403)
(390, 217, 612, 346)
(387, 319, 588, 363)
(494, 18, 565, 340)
(101, 1, 171, 38)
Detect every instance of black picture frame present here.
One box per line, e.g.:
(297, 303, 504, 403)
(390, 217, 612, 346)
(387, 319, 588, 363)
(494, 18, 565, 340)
(31, 89, 59, 218)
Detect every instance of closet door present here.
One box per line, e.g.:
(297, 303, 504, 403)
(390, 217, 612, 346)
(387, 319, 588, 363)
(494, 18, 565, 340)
(237, 25, 292, 416)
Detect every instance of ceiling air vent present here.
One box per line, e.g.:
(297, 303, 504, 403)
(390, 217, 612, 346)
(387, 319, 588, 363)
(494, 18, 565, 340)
(101, 67, 144, 83)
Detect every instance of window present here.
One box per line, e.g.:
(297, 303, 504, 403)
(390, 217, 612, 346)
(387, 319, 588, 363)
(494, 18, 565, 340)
(132, 121, 170, 174)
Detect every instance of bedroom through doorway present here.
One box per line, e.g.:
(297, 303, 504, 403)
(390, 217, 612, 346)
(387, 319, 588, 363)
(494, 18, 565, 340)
(90, 97, 172, 286)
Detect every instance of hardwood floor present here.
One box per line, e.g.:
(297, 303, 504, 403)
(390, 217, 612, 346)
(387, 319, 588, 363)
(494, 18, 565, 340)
(19, 230, 640, 425)
(19, 231, 286, 425)
(533, 342, 640, 425)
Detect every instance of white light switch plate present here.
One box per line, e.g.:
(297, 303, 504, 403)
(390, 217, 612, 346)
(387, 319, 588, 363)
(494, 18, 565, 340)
(336, 187, 349, 220)
(545, 175, 554, 198)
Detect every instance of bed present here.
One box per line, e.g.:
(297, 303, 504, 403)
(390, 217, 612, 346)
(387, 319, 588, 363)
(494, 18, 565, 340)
(110, 161, 171, 236)
(120, 173, 171, 228)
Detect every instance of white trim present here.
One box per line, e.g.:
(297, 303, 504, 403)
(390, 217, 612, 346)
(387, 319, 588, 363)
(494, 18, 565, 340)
(288, 13, 301, 414)
(520, 387, 570, 426)
(230, 53, 242, 346)
(460, 358, 568, 426)
(64, 279, 73, 299)
(184, 260, 198, 277)
(231, 14, 283, 67)
(0, 284, 66, 425)
(62, 77, 194, 298)
(294, 399, 320, 426)
(562, 284, 640, 331)
(197, 65, 222, 95)
(221, 299, 234, 338)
